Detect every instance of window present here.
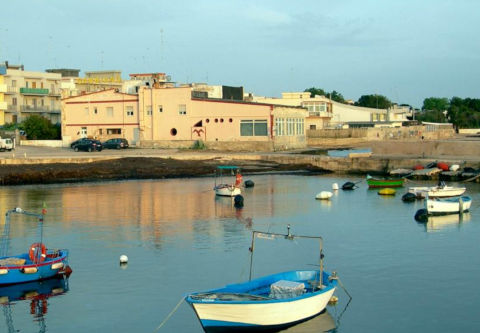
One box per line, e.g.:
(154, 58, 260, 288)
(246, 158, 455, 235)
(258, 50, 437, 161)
(146, 105, 152, 115)
(26, 82, 29, 88)
(158, 105, 163, 113)
(12, 97, 17, 105)
(84, 107, 89, 116)
(126, 106, 134, 116)
(81, 127, 87, 137)
(107, 107, 113, 117)
(178, 104, 186, 115)
(240, 120, 268, 136)
(11, 80, 16, 87)
(94, 107, 98, 114)
(107, 128, 122, 135)
(275, 118, 285, 136)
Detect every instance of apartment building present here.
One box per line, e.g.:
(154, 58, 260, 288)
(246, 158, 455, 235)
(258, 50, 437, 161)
(1, 63, 62, 124)
(0, 63, 6, 125)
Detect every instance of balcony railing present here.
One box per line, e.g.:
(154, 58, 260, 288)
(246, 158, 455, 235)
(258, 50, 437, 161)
(5, 86, 18, 94)
(20, 105, 60, 113)
(20, 87, 49, 95)
(308, 111, 333, 118)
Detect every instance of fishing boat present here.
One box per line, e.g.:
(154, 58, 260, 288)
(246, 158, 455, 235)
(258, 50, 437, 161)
(408, 182, 466, 198)
(185, 227, 339, 331)
(425, 196, 472, 215)
(366, 175, 404, 188)
(214, 166, 242, 197)
(0, 207, 71, 286)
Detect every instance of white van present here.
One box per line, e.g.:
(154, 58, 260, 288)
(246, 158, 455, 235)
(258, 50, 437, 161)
(0, 138, 14, 151)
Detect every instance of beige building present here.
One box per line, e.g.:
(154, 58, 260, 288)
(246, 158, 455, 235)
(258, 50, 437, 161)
(251, 92, 409, 129)
(62, 85, 307, 151)
(0, 63, 6, 125)
(137, 86, 307, 150)
(1, 63, 62, 124)
(61, 89, 139, 145)
(250, 92, 333, 130)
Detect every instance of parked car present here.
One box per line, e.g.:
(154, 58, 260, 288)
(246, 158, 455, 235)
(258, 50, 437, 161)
(72, 139, 103, 152)
(103, 138, 129, 149)
(70, 138, 90, 148)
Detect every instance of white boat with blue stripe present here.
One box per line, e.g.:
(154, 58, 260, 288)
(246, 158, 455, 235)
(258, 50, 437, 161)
(185, 227, 340, 331)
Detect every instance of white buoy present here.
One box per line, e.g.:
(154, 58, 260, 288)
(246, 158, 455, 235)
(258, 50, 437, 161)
(332, 183, 339, 190)
(315, 191, 333, 200)
(119, 255, 128, 264)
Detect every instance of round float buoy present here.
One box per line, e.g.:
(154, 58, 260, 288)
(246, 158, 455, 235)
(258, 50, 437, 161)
(332, 183, 339, 190)
(328, 295, 339, 305)
(234, 194, 244, 208)
(244, 180, 255, 188)
(414, 209, 429, 223)
(120, 255, 128, 264)
(402, 192, 417, 202)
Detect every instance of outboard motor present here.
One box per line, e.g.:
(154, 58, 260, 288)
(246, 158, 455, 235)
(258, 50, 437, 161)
(402, 192, 417, 202)
(342, 182, 356, 190)
(234, 195, 244, 208)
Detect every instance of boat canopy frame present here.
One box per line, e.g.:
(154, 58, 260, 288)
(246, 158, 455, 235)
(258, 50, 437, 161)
(248, 225, 324, 288)
(1, 208, 45, 259)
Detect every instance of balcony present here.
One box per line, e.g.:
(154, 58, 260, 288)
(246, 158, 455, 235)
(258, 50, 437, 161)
(308, 111, 333, 118)
(48, 89, 62, 97)
(20, 87, 49, 95)
(20, 105, 60, 114)
(0, 84, 6, 93)
(5, 86, 18, 94)
(0, 101, 7, 110)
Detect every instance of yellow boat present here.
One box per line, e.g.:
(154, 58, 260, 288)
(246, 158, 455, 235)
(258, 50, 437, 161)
(378, 188, 396, 196)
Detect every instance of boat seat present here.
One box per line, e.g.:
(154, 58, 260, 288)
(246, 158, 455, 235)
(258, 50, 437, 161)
(0, 257, 26, 266)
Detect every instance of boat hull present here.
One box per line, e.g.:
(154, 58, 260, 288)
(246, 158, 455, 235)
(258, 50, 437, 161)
(408, 186, 466, 198)
(215, 185, 241, 197)
(367, 179, 404, 188)
(187, 270, 336, 330)
(0, 250, 69, 286)
(425, 196, 472, 215)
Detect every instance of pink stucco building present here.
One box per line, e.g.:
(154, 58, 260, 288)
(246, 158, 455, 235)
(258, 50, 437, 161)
(62, 86, 307, 151)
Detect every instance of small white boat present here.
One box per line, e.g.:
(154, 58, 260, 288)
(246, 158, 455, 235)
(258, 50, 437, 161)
(315, 191, 333, 200)
(408, 182, 466, 198)
(425, 195, 472, 215)
(214, 166, 242, 197)
(185, 227, 343, 331)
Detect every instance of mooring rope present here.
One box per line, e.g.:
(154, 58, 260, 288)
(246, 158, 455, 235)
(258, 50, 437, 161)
(329, 272, 352, 300)
(153, 296, 186, 332)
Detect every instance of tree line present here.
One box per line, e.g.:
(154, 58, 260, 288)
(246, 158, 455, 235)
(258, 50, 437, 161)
(305, 87, 480, 128)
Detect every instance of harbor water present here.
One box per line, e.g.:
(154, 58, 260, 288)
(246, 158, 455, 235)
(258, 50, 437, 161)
(1, 174, 480, 332)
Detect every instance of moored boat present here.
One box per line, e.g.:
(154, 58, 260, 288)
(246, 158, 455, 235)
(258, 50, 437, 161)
(425, 195, 472, 215)
(408, 182, 466, 198)
(185, 227, 341, 331)
(0, 208, 71, 286)
(378, 188, 396, 195)
(214, 166, 242, 197)
(366, 175, 404, 188)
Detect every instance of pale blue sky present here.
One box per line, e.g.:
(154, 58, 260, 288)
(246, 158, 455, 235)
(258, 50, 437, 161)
(1, 0, 479, 108)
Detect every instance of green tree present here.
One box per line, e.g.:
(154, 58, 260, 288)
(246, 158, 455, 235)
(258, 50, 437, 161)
(304, 87, 326, 98)
(22, 115, 60, 140)
(329, 90, 345, 103)
(422, 97, 449, 111)
(356, 94, 392, 109)
(415, 110, 447, 123)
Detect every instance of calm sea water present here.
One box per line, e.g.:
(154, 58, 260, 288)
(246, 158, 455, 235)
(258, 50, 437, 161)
(0, 175, 479, 333)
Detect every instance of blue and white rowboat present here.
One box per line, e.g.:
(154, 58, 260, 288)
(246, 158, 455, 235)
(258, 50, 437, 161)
(0, 207, 71, 286)
(186, 227, 340, 331)
(186, 270, 337, 330)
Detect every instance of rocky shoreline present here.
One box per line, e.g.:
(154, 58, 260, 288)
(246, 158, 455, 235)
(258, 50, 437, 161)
(0, 157, 326, 186)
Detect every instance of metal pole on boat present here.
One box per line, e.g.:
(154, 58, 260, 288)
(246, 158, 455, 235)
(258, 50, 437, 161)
(319, 237, 324, 289)
(248, 231, 257, 281)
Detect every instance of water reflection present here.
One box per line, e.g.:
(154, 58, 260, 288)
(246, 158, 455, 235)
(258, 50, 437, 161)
(0, 277, 69, 333)
(280, 309, 336, 332)
(425, 213, 471, 232)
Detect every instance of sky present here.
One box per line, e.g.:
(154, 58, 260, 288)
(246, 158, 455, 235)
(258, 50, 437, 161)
(1, 0, 479, 108)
